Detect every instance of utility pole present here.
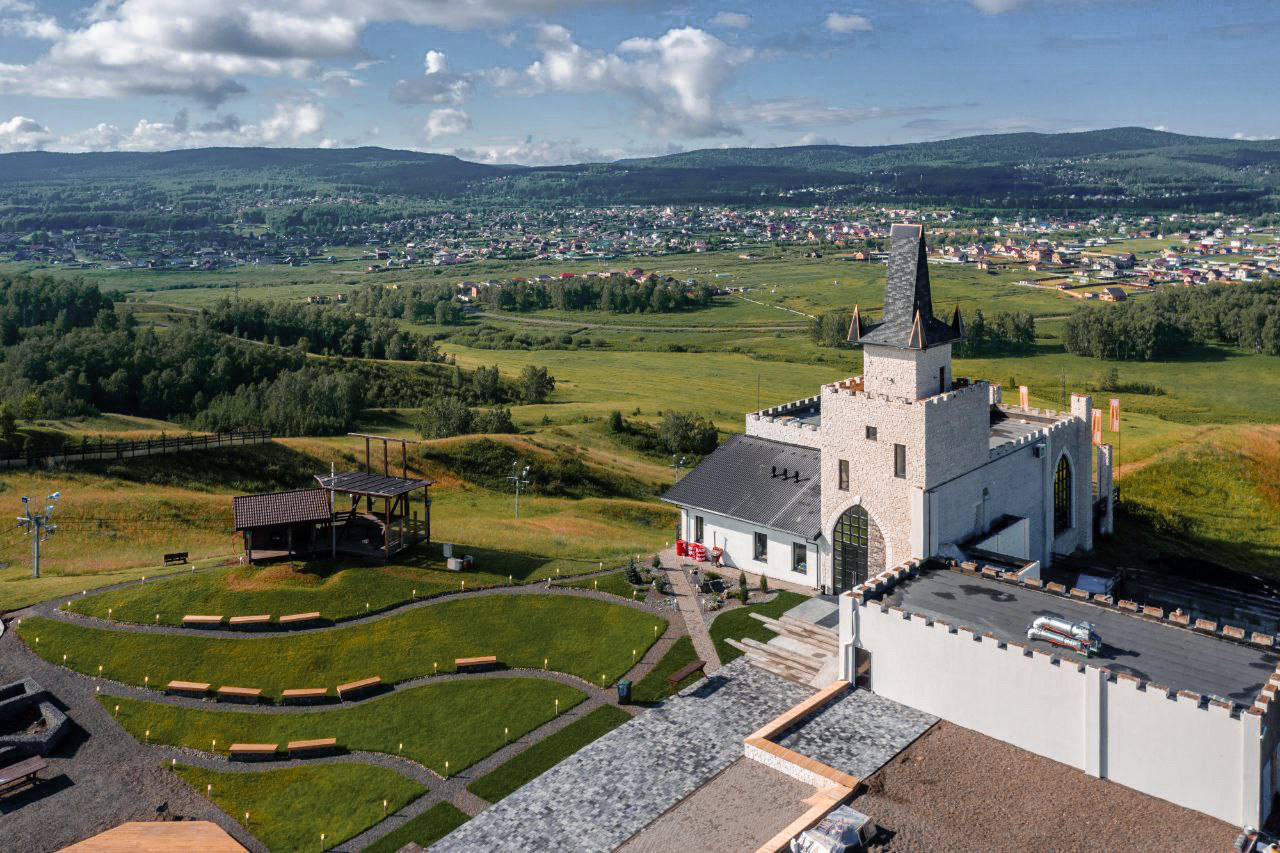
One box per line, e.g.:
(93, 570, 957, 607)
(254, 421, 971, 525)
(671, 455, 687, 482)
(507, 464, 530, 518)
(17, 492, 59, 579)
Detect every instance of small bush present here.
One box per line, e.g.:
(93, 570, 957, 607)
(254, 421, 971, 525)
(759, 575, 769, 594)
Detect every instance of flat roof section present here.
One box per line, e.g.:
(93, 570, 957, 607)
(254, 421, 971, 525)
(880, 568, 1276, 705)
(988, 406, 1062, 450)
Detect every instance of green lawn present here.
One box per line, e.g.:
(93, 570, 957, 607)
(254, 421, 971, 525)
(466, 704, 631, 803)
(630, 635, 702, 703)
(175, 762, 424, 853)
(709, 591, 809, 664)
(101, 677, 585, 776)
(19, 594, 666, 698)
(363, 802, 470, 853)
(554, 570, 642, 601)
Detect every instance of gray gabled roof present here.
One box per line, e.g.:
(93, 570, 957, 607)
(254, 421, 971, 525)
(853, 223, 964, 350)
(661, 434, 821, 540)
(233, 488, 332, 530)
(315, 472, 433, 497)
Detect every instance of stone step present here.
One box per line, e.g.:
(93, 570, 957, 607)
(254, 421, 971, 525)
(735, 638, 825, 676)
(749, 613, 839, 652)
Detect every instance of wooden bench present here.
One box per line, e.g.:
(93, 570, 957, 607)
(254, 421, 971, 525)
(216, 685, 262, 704)
(336, 676, 381, 699)
(228, 743, 277, 761)
(281, 688, 329, 705)
(227, 615, 271, 630)
(182, 615, 223, 629)
(0, 757, 48, 795)
(666, 659, 707, 693)
(455, 655, 498, 672)
(163, 552, 188, 565)
(287, 737, 337, 756)
(279, 612, 321, 627)
(166, 680, 211, 697)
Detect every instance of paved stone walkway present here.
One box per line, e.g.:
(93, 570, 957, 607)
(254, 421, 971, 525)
(776, 689, 937, 779)
(659, 552, 722, 674)
(433, 659, 813, 853)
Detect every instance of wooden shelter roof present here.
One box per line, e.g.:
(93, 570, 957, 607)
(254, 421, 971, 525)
(233, 488, 332, 530)
(62, 821, 246, 852)
(315, 472, 433, 498)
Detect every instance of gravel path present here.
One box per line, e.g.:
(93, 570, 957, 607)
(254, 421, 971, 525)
(4, 559, 691, 851)
(0, 620, 264, 853)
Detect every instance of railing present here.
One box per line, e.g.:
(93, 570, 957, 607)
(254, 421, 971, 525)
(0, 429, 272, 468)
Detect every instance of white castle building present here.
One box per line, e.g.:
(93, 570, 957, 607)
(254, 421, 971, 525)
(664, 223, 1114, 591)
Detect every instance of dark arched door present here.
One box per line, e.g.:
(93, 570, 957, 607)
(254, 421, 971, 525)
(832, 505, 869, 594)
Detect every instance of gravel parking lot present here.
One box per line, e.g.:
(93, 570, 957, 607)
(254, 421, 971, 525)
(855, 721, 1236, 852)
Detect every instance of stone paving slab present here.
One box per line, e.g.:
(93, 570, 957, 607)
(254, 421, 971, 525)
(776, 689, 936, 780)
(432, 659, 812, 853)
(786, 595, 839, 629)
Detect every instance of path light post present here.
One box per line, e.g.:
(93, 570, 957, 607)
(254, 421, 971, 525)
(507, 463, 531, 518)
(16, 492, 59, 579)
(670, 456, 686, 482)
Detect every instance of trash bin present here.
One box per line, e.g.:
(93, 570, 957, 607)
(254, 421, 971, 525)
(616, 679, 632, 704)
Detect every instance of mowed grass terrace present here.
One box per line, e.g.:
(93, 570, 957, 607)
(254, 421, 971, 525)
(174, 762, 424, 853)
(102, 677, 586, 776)
(19, 594, 666, 698)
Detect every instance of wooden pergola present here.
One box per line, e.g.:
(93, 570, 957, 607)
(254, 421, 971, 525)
(315, 434, 432, 562)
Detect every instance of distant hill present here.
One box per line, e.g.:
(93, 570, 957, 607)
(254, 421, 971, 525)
(3, 128, 1279, 216)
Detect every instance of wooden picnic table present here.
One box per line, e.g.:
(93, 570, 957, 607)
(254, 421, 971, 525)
(166, 680, 211, 696)
(281, 688, 328, 704)
(287, 737, 337, 755)
(0, 757, 48, 794)
(228, 615, 271, 628)
(182, 615, 223, 628)
(228, 743, 277, 760)
(455, 655, 498, 672)
(279, 611, 321, 626)
(216, 685, 262, 704)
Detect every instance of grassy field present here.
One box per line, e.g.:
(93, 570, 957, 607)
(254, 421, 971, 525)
(174, 762, 424, 853)
(709, 592, 809, 664)
(630, 635, 702, 703)
(19, 595, 664, 696)
(102, 677, 585, 776)
(363, 802, 469, 853)
(554, 570, 642, 601)
(465, 704, 631, 803)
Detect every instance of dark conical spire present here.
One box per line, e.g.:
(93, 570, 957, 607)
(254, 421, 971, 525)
(854, 223, 964, 350)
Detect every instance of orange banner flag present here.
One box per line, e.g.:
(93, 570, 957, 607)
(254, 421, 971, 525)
(1092, 409, 1103, 445)
(1018, 385, 1029, 408)
(1109, 398, 1120, 433)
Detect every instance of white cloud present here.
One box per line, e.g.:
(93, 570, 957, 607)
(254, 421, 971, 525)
(742, 98, 937, 127)
(0, 114, 53, 150)
(453, 135, 625, 165)
(0, 0, 628, 106)
(36, 100, 327, 152)
(823, 13, 872, 33)
(499, 24, 753, 137)
(969, 0, 1028, 12)
(392, 50, 475, 105)
(709, 11, 751, 29)
(424, 107, 471, 141)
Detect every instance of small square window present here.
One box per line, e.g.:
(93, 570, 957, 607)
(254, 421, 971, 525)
(865, 425, 877, 441)
(792, 542, 807, 574)
(894, 443, 906, 479)
(754, 532, 767, 562)
(838, 459, 849, 491)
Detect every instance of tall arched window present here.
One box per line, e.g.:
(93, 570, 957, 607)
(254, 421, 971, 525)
(1054, 455, 1072, 535)
(833, 505, 869, 593)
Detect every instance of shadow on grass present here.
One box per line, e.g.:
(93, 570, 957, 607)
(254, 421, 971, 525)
(76, 443, 326, 495)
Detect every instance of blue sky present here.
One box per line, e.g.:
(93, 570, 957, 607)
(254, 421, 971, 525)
(0, 0, 1276, 162)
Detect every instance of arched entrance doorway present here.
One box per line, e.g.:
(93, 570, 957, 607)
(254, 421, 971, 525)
(833, 504, 871, 594)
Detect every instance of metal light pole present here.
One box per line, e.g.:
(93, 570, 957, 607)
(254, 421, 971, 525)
(670, 455, 687, 482)
(507, 464, 530, 518)
(17, 492, 60, 579)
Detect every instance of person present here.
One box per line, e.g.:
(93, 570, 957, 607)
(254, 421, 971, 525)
(1234, 826, 1260, 853)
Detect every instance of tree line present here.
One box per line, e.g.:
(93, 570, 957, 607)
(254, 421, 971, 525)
(479, 275, 713, 315)
(811, 307, 1036, 356)
(1063, 282, 1280, 360)
(204, 298, 444, 361)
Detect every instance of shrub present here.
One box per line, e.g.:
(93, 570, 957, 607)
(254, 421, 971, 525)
(759, 575, 769, 594)
(738, 572, 749, 604)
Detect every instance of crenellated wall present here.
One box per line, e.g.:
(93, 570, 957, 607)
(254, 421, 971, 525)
(839, 564, 1278, 827)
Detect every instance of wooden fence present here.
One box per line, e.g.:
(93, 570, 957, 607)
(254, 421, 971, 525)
(0, 429, 272, 469)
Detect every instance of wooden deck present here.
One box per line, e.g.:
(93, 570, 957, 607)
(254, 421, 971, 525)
(62, 821, 247, 852)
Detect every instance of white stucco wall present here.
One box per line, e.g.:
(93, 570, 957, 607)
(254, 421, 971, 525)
(845, 592, 1267, 826)
(679, 508, 818, 589)
(863, 343, 954, 400)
